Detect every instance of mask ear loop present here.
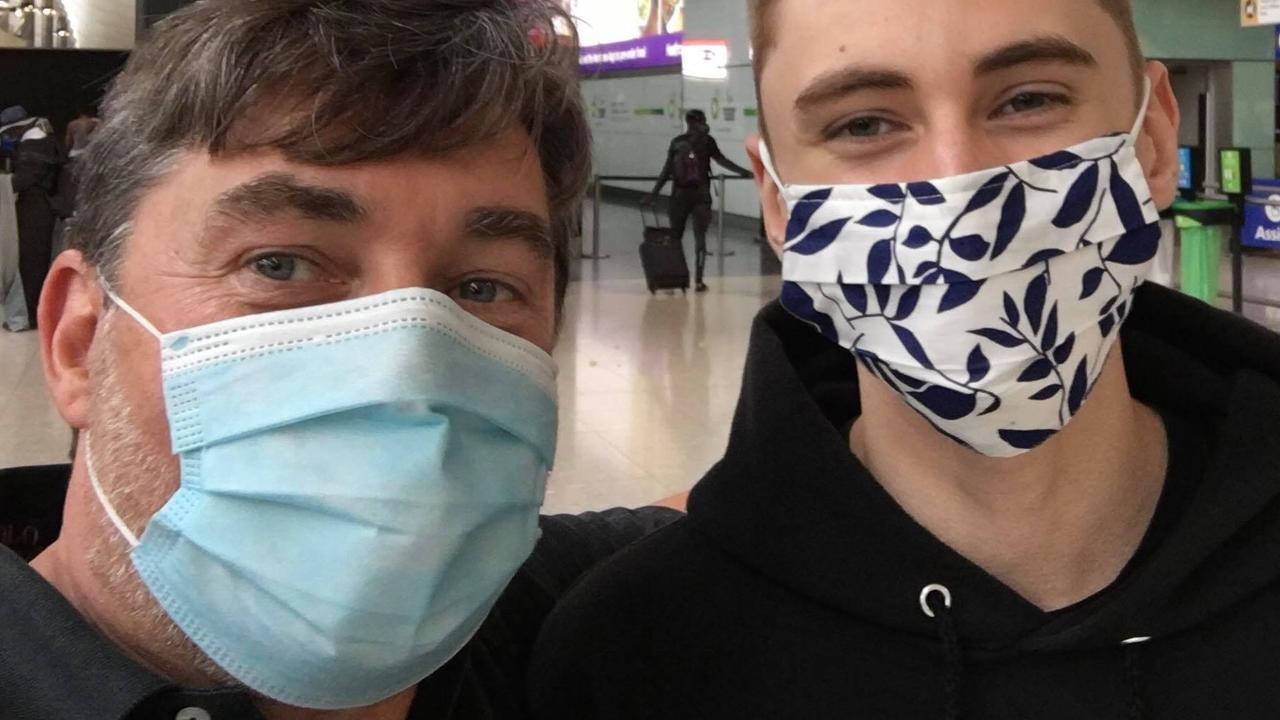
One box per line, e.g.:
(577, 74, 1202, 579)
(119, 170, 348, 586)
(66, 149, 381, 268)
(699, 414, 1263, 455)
(84, 433, 142, 549)
(1128, 77, 1153, 141)
(99, 281, 163, 340)
(758, 140, 787, 192)
(87, 281, 158, 549)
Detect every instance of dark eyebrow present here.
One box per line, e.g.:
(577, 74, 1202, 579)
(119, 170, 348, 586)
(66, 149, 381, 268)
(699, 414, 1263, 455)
(793, 35, 1096, 114)
(463, 207, 553, 259)
(795, 68, 913, 110)
(974, 35, 1098, 76)
(211, 173, 368, 225)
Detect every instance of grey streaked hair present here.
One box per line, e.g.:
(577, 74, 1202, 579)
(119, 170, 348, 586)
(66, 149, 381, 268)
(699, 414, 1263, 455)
(69, 0, 589, 306)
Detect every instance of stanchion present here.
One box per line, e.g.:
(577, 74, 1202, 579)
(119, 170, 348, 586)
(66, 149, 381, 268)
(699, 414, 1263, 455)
(715, 175, 734, 258)
(582, 178, 611, 259)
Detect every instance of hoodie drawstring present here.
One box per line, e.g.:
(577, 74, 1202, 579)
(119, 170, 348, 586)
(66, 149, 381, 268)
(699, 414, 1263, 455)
(921, 584, 963, 720)
(1122, 636, 1152, 720)
(919, 586, 1153, 720)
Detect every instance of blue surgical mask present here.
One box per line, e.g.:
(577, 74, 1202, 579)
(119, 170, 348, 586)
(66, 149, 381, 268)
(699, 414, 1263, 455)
(761, 81, 1160, 457)
(87, 286, 558, 709)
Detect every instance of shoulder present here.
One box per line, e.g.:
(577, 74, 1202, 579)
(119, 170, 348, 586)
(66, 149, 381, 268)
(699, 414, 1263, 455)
(526, 519, 787, 716)
(412, 508, 682, 717)
(480, 508, 683, 635)
(532, 518, 706, 655)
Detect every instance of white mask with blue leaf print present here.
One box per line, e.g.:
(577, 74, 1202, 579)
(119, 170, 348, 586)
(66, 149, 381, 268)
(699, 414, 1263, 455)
(760, 80, 1160, 457)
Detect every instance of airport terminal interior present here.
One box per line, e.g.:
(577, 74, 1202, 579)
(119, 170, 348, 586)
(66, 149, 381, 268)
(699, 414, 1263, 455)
(4, 0, 1280, 519)
(17, 0, 1280, 717)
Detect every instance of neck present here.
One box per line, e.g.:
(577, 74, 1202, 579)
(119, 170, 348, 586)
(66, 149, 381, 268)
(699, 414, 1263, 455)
(851, 351, 1168, 611)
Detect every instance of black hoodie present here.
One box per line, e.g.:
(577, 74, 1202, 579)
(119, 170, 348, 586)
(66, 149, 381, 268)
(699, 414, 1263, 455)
(528, 283, 1280, 719)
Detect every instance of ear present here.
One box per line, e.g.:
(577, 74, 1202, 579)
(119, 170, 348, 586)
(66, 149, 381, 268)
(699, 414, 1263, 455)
(745, 133, 788, 259)
(1136, 61, 1181, 211)
(40, 251, 103, 430)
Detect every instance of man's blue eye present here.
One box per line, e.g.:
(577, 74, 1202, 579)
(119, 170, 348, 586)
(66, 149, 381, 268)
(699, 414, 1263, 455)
(252, 255, 296, 281)
(459, 279, 500, 303)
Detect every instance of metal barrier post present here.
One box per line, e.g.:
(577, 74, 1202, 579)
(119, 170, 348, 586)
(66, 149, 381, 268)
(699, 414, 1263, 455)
(583, 177, 610, 260)
(1232, 214, 1244, 314)
(717, 175, 735, 258)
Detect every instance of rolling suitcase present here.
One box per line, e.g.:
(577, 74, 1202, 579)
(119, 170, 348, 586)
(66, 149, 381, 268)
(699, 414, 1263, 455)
(639, 205, 690, 294)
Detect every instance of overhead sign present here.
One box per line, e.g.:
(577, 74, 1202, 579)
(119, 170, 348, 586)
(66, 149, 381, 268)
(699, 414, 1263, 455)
(568, 0, 684, 74)
(682, 39, 729, 80)
(1242, 0, 1280, 26)
(579, 34, 683, 74)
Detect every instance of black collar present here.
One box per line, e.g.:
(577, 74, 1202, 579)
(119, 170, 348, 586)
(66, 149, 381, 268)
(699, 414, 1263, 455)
(0, 465, 266, 718)
(0, 542, 265, 719)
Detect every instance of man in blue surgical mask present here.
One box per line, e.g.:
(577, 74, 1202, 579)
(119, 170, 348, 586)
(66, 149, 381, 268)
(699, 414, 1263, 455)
(0, 1, 682, 718)
(531, 1, 1280, 717)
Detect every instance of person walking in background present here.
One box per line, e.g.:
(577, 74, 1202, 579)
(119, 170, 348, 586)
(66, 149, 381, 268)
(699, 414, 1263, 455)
(646, 109, 751, 293)
(10, 112, 60, 329)
(64, 107, 99, 158)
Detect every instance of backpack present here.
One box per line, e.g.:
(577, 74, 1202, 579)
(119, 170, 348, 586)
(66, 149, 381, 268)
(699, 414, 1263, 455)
(671, 138, 706, 188)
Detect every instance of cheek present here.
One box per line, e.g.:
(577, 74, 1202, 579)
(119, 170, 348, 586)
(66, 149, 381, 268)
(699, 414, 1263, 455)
(90, 318, 181, 494)
(530, 292, 559, 353)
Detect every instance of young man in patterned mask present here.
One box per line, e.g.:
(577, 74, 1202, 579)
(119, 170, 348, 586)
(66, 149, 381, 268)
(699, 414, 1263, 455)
(530, 1, 1280, 717)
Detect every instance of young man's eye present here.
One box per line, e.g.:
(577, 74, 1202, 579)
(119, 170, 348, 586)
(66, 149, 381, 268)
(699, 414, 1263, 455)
(456, 279, 516, 304)
(249, 253, 320, 282)
(994, 92, 1070, 119)
(839, 116, 901, 139)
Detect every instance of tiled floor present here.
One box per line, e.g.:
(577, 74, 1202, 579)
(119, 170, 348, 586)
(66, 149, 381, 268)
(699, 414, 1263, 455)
(6, 200, 1280, 514)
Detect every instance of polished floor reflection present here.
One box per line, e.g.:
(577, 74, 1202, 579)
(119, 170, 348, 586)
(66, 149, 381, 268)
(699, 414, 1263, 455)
(5, 201, 1280, 515)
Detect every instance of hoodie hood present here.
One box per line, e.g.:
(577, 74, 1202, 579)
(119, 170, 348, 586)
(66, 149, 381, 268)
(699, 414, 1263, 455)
(686, 281, 1280, 655)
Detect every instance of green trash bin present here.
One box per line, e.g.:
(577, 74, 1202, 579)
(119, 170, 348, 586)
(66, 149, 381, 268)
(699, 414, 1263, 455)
(1171, 199, 1235, 304)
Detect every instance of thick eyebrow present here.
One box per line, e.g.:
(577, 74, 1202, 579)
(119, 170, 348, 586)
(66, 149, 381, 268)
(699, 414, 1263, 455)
(793, 35, 1097, 113)
(210, 173, 368, 225)
(974, 35, 1098, 76)
(795, 69, 913, 111)
(463, 207, 553, 259)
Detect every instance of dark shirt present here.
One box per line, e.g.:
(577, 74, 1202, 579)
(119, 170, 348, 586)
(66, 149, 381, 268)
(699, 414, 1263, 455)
(11, 135, 60, 197)
(0, 465, 682, 720)
(653, 133, 750, 197)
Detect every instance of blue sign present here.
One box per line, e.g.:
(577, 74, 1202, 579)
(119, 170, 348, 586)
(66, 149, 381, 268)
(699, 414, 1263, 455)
(1178, 147, 1194, 191)
(1243, 179, 1280, 249)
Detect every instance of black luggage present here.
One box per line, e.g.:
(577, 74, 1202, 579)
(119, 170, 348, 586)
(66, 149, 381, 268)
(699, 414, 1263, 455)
(639, 205, 690, 294)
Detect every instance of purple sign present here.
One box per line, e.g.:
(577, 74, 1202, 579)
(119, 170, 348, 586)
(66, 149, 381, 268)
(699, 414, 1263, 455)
(579, 32, 683, 74)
